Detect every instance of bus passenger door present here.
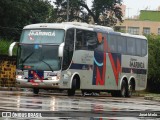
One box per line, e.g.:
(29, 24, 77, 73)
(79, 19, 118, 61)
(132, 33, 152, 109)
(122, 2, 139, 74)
(62, 29, 74, 70)
(61, 29, 74, 88)
(74, 29, 97, 89)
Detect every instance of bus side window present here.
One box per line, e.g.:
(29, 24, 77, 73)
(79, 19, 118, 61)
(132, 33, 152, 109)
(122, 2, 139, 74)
(127, 37, 136, 55)
(142, 39, 147, 56)
(76, 30, 97, 50)
(136, 39, 142, 56)
(108, 34, 117, 53)
(63, 29, 74, 70)
(95, 39, 104, 52)
(117, 36, 127, 54)
(76, 29, 84, 50)
(95, 33, 105, 52)
(85, 31, 97, 50)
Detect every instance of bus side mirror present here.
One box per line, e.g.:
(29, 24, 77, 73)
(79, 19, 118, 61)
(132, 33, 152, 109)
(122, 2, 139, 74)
(58, 42, 65, 57)
(9, 42, 18, 56)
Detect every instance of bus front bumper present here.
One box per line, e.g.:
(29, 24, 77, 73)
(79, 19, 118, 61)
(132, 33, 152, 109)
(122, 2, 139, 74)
(16, 78, 60, 89)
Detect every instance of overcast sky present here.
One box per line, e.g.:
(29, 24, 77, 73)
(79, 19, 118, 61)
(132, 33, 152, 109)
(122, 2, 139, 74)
(51, 0, 160, 18)
(123, 0, 160, 18)
(86, 0, 160, 18)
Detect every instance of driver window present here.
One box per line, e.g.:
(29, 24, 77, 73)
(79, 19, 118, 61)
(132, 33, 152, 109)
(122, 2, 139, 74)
(76, 29, 97, 50)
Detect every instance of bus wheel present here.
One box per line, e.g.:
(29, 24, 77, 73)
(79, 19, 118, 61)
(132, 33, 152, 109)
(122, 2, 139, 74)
(33, 88, 39, 94)
(121, 80, 127, 97)
(67, 78, 76, 96)
(127, 82, 134, 97)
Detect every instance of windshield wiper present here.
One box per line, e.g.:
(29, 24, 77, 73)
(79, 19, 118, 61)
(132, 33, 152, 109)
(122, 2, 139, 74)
(41, 60, 53, 71)
(20, 51, 34, 69)
(22, 51, 34, 63)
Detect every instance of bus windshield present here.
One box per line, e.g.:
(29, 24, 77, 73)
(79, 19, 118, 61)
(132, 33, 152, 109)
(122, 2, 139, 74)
(20, 29, 64, 44)
(17, 44, 61, 71)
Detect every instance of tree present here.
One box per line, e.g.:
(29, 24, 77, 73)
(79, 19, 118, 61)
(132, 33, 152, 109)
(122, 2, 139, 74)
(53, 0, 123, 26)
(91, 0, 123, 26)
(53, 0, 84, 22)
(0, 0, 55, 40)
(147, 34, 160, 93)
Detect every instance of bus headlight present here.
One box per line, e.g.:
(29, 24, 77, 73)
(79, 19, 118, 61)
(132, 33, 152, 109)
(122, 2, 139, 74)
(48, 76, 60, 80)
(16, 75, 23, 79)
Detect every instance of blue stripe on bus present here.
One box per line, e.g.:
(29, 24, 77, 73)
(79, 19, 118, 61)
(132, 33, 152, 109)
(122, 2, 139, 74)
(70, 63, 93, 70)
(93, 57, 103, 67)
(122, 68, 147, 74)
(70, 64, 147, 74)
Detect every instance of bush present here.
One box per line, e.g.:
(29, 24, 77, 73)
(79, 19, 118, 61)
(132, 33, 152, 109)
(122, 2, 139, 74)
(147, 34, 160, 93)
(0, 39, 17, 55)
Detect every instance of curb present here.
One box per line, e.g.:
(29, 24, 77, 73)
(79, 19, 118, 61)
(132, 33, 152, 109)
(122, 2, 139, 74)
(144, 95, 160, 102)
(0, 87, 20, 91)
(132, 92, 144, 97)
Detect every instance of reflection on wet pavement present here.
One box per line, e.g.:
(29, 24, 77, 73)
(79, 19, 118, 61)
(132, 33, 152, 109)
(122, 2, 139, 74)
(0, 91, 159, 120)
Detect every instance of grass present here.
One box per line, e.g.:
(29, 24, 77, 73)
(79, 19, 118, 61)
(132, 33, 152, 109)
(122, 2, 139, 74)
(139, 11, 160, 21)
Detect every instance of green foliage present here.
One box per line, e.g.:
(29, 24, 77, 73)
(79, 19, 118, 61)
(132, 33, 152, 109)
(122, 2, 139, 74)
(0, 0, 55, 40)
(53, 0, 123, 26)
(147, 34, 160, 93)
(92, 0, 123, 26)
(0, 39, 17, 55)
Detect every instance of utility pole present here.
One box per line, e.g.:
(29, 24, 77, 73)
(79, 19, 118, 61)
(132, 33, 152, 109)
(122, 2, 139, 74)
(127, 8, 131, 18)
(67, 0, 69, 22)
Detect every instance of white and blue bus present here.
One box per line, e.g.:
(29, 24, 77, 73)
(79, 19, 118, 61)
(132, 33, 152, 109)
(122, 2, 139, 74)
(9, 22, 148, 97)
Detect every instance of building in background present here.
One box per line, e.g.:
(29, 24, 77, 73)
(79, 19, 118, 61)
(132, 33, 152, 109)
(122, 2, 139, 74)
(115, 7, 160, 35)
(120, 4, 126, 19)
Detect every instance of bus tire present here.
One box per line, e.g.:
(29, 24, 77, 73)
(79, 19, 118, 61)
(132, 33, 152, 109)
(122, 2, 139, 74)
(67, 78, 76, 96)
(33, 88, 39, 94)
(111, 81, 128, 97)
(120, 80, 128, 97)
(127, 81, 134, 97)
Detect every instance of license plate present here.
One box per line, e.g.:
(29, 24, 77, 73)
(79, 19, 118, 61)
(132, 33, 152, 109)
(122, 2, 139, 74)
(31, 83, 39, 86)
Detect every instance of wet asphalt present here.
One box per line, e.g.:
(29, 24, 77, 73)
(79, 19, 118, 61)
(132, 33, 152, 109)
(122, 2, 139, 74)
(0, 90, 159, 120)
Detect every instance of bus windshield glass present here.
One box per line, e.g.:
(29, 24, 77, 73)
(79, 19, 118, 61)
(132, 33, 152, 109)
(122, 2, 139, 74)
(17, 44, 61, 71)
(20, 29, 64, 44)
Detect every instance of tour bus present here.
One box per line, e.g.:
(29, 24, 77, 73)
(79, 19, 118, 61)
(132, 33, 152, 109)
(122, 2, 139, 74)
(9, 22, 148, 97)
